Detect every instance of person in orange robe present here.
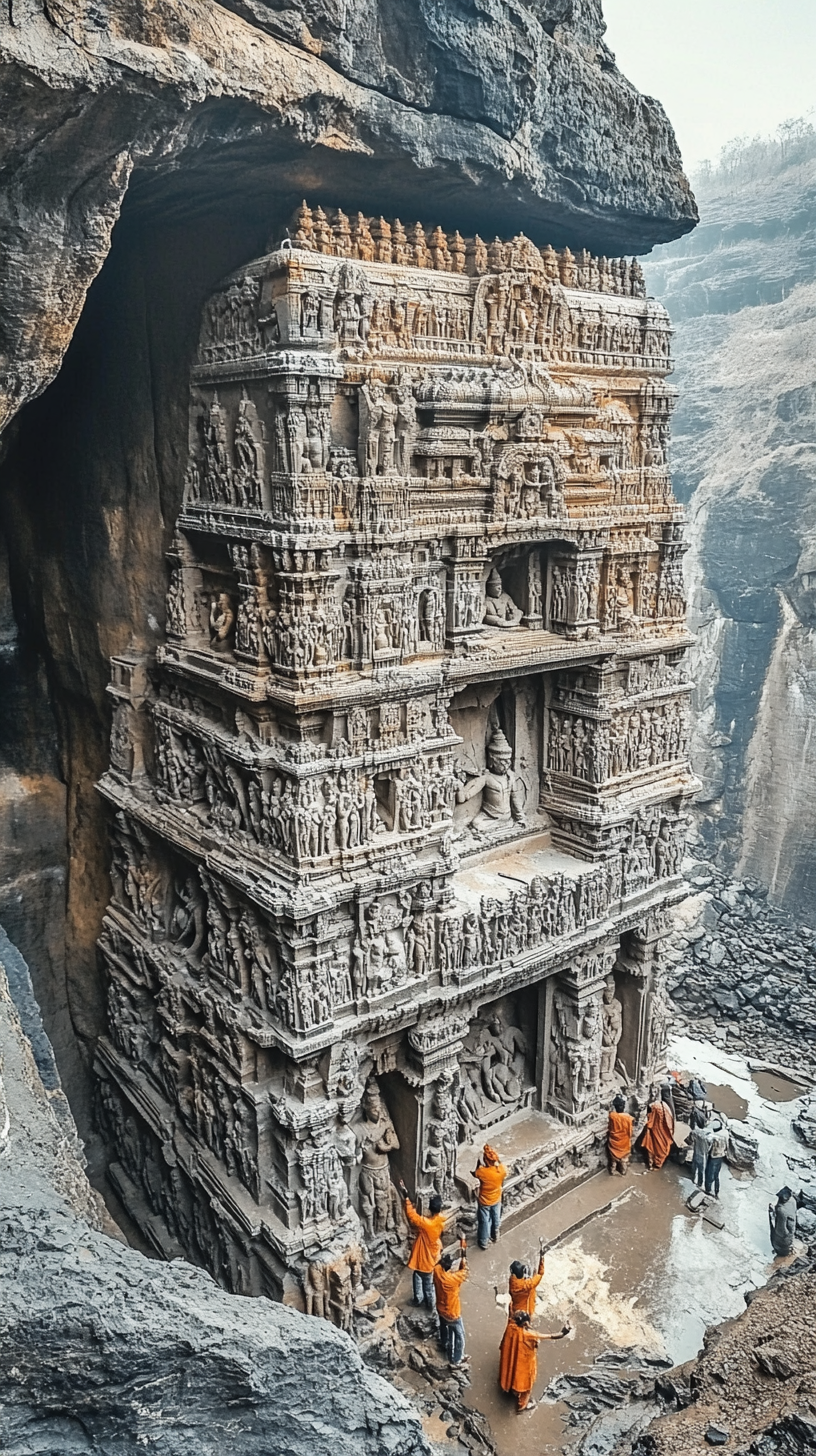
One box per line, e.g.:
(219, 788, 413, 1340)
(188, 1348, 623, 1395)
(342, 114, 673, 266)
(640, 1086, 675, 1170)
(508, 1240, 546, 1315)
(607, 1094, 634, 1175)
(499, 1310, 571, 1411)
(399, 1178, 446, 1309)
(472, 1143, 508, 1249)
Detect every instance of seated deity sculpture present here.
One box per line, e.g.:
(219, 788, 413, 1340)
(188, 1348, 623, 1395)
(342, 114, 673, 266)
(456, 726, 526, 834)
(483, 567, 524, 629)
(209, 593, 235, 651)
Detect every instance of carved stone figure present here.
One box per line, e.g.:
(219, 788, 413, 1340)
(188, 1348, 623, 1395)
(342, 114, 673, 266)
(483, 567, 523, 629)
(209, 593, 235, 651)
(456, 726, 526, 833)
(355, 1077, 400, 1240)
(600, 976, 623, 1086)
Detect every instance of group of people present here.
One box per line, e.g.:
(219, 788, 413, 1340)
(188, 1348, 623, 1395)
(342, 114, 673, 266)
(397, 1093, 799, 1417)
(398, 1145, 570, 1414)
(605, 1081, 729, 1196)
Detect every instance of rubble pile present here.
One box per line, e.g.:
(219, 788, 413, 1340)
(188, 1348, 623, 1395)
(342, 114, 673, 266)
(666, 857, 816, 1074)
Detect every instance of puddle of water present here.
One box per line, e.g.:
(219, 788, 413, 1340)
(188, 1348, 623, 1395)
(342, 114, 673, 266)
(439, 1033, 816, 1456)
(752, 1068, 807, 1103)
(699, 1080, 749, 1121)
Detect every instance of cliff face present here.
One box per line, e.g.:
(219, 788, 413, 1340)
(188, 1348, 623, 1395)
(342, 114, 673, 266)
(0, 925, 433, 1456)
(645, 151, 816, 915)
(0, 0, 696, 1126)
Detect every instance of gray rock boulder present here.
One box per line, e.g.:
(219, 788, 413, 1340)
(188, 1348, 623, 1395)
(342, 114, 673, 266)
(0, 930, 432, 1456)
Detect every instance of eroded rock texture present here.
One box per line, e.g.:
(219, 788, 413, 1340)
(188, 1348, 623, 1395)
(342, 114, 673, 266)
(1, 0, 695, 440)
(645, 151, 816, 916)
(0, 0, 695, 1124)
(0, 926, 433, 1456)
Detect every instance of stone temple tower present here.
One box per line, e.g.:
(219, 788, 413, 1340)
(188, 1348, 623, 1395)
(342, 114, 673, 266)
(95, 207, 695, 1311)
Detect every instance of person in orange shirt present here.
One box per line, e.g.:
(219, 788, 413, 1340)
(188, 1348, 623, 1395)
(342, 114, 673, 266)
(508, 1240, 546, 1315)
(472, 1143, 507, 1249)
(499, 1310, 571, 1412)
(398, 1178, 446, 1310)
(433, 1237, 468, 1366)
(607, 1094, 634, 1175)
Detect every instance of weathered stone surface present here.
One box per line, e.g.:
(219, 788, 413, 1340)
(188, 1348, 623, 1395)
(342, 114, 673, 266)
(0, 0, 695, 441)
(645, 143, 816, 916)
(0, 926, 433, 1456)
(90, 210, 694, 1299)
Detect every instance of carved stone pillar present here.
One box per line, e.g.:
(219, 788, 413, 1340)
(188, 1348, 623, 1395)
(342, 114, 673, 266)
(107, 653, 151, 779)
(446, 541, 488, 649)
(545, 945, 616, 1124)
(615, 911, 673, 1093)
(548, 546, 602, 639)
(406, 1013, 469, 1203)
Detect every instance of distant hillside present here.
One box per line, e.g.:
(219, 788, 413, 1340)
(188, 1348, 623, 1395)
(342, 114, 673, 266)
(645, 127, 816, 915)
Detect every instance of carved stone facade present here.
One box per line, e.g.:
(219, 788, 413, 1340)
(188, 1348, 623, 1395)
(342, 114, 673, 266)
(95, 208, 695, 1310)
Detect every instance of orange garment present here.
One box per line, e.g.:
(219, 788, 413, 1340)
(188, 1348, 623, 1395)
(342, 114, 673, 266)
(433, 1263, 468, 1320)
(405, 1198, 446, 1273)
(499, 1320, 543, 1397)
(640, 1100, 674, 1169)
(474, 1163, 507, 1207)
(607, 1110, 633, 1161)
(509, 1260, 544, 1316)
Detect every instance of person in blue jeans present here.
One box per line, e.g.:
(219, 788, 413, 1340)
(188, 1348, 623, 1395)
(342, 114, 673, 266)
(472, 1143, 507, 1249)
(433, 1239, 469, 1366)
(704, 1116, 729, 1197)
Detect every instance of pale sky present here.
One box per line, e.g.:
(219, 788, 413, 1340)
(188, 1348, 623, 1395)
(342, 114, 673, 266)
(602, 0, 816, 174)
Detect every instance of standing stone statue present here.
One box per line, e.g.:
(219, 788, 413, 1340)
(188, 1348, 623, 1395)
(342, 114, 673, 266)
(355, 1076, 400, 1239)
(600, 975, 623, 1087)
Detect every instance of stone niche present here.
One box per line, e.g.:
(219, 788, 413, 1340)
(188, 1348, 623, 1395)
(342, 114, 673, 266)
(93, 206, 696, 1319)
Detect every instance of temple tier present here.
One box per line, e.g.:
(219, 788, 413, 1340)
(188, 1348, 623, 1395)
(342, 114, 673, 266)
(94, 207, 696, 1312)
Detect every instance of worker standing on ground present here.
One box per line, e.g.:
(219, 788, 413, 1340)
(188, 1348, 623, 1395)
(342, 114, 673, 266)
(499, 1310, 571, 1412)
(606, 1094, 633, 1175)
(399, 1178, 446, 1310)
(471, 1143, 508, 1248)
(769, 1186, 798, 1256)
(508, 1238, 546, 1316)
(641, 1084, 675, 1171)
(703, 1113, 728, 1198)
(689, 1104, 710, 1188)
(433, 1237, 469, 1366)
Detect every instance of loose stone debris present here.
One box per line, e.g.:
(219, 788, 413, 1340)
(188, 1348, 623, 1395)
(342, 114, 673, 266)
(668, 854, 816, 1075)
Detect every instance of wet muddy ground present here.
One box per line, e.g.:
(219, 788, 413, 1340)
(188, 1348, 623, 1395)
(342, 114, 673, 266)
(401, 1035, 814, 1455)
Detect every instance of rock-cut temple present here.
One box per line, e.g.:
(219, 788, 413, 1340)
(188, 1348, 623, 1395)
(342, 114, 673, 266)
(95, 206, 696, 1316)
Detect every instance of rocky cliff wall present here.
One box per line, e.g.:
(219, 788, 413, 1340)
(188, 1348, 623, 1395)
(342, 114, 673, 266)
(0, 923, 434, 1456)
(1, 0, 695, 441)
(645, 152, 816, 916)
(0, 0, 696, 1127)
